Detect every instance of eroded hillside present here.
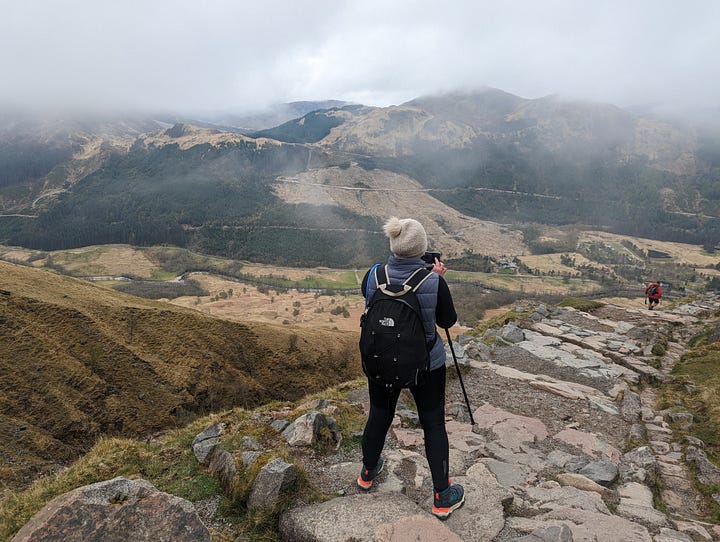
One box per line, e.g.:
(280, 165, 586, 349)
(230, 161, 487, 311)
(273, 164, 526, 258)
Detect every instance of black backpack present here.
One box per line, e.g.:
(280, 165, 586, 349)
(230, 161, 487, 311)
(647, 284, 659, 296)
(359, 265, 435, 389)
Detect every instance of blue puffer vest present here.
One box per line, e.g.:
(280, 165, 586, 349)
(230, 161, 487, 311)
(364, 255, 446, 370)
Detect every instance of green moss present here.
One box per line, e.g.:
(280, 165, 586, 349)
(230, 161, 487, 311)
(652, 340, 668, 356)
(656, 340, 720, 521)
(469, 309, 523, 337)
(556, 297, 604, 312)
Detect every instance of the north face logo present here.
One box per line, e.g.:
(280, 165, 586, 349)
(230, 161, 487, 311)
(379, 317, 395, 327)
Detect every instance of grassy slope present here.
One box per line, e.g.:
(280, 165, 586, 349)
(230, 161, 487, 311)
(650, 311, 720, 520)
(0, 378, 369, 541)
(0, 260, 361, 491)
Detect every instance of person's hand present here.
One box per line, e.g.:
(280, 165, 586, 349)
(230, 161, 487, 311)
(431, 258, 447, 276)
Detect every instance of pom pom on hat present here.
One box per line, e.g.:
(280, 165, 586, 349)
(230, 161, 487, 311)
(383, 217, 427, 258)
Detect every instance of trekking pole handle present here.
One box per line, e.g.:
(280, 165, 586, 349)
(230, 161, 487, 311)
(445, 328, 475, 425)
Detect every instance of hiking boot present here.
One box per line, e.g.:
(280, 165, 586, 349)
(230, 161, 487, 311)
(357, 457, 384, 490)
(432, 482, 465, 519)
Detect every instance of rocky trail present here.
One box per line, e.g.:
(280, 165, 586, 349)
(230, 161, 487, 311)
(279, 295, 720, 541)
(12, 295, 720, 542)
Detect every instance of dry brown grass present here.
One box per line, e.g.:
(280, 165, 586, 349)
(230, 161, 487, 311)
(137, 125, 280, 151)
(0, 244, 161, 278)
(170, 273, 364, 333)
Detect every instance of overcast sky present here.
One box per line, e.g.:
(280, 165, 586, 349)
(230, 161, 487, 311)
(1, 0, 718, 114)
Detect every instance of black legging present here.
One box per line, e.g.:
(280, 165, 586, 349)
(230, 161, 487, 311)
(361, 365, 449, 491)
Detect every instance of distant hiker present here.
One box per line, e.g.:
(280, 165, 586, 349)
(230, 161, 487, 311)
(357, 216, 464, 519)
(645, 280, 663, 310)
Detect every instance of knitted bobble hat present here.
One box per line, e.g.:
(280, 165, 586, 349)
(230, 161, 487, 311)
(383, 216, 428, 258)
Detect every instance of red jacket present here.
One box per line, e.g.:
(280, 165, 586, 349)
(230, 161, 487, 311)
(645, 282, 663, 300)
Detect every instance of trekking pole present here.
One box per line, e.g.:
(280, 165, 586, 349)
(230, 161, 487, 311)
(445, 328, 475, 425)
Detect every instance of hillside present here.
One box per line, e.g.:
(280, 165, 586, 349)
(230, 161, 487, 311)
(0, 260, 361, 491)
(1, 90, 720, 266)
(272, 164, 526, 258)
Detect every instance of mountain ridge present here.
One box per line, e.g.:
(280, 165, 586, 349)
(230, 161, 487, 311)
(1, 88, 720, 265)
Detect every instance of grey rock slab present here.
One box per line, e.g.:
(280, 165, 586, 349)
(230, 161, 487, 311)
(474, 403, 549, 450)
(374, 514, 462, 542)
(621, 446, 658, 483)
(533, 507, 652, 541)
(501, 322, 526, 343)
(481, 458, 534, 489)
(192, 422, 226, 466)
(686, 446, 720, 485)
(248, 458, 297, 511)
(271, 419, 290, 432)
(620, 390, 642, 422)
(617, 502, 668, 529)
(524, 484, 610, 514)
(553, 428, 621, 464)
(279, 493, 428, 542)
(587, 396, 620, 415)
(441, 463, 514, 542)
(514, 524, 574, 542)
(485, 441, 547, 471)
(658, 461, 686, 479)
(653, 528, 694, 542)
(546, 450, 577, 469)
(650, 441, 671, 454)
(242, 451, 262, 468)
(673, 520, 713, 541)
(616, 482, 668, 528)
(578, 460, 619, 487)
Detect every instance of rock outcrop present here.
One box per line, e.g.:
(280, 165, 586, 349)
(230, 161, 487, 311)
(11, 477, 210, 542)
(279, 295, 720, 541)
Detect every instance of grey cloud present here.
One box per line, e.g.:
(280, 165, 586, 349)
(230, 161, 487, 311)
(1, 0, 718, 113)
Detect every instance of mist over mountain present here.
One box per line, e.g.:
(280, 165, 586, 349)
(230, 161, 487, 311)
(1, 88, 720, 266)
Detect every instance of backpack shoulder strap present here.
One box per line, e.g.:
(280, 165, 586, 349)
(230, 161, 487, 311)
(364, 264, 386, 308)
(403, 267, 433, 292)
(375, 265, 389, 287)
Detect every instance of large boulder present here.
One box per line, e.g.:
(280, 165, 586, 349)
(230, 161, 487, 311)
(11, 477, 210, 542)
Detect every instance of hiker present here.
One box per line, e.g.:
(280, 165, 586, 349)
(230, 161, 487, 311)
(645, 280, 663, 310)
(357, 216, 464, 519)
